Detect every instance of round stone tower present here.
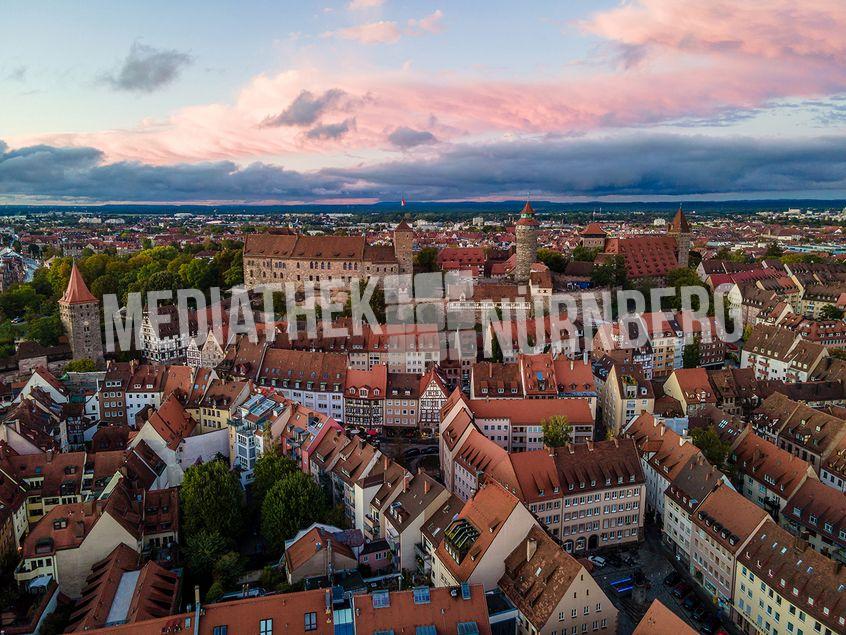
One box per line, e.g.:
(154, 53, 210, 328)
(514, 201, 539, 283)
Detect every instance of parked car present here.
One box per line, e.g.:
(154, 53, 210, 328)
(588, 556, 606, 568)
(692, 606, 708, 622)
(606, 553, 623, 567)
(682, 595, 698, 611)
(663, 571, 681, 586)
(402, 448, 421, 457)
(632, 568, 645, 585)
(621, 553, 636, 566)
(672, 582, 691, 598)
(422, 446, 439, 455)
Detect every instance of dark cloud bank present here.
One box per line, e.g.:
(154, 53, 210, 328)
(2, 135, 846, 203)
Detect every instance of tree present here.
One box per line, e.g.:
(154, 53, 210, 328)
(763, 242, 784, 258)
(180, 460, 244, 541)
(820, 304, 845, 320)
(213, 551, 245, 589)
(591, 255, 627, 288)
(26, 315, 63, 346)
(537, 248, 568, 273)
(571, 245, 599, 262)
(665, 267, 706, 311)
(261, 471, 328, 554)
(64, 358, 97, 372)
(683, 340, 701, 368)
(252, 448, 298, 508)
(186, 529, 228, 579)
(689, 426, 731, 468)
(542, 415, 572, 448)
(415, 247, 438, 272)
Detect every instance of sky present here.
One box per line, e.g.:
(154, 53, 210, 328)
(2, 0, 846, 204)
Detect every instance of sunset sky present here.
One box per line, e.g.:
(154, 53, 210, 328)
(2, 0, 846, 203)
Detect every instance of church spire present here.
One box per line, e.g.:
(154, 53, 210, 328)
(670, 204, 691, 234)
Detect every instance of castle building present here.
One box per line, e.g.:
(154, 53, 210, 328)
(667, 205, 692, 267)
(243, 222, 413, 290)
(514, 201, 538, 283)
(59, 262, 104, 366)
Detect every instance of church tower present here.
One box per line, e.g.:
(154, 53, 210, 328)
(668, 205, 692, 267)
(393, 218, 414, 275)
(514, 201, 539, 283)
(59, 262, 103, 366)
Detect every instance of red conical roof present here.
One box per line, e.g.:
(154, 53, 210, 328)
(516, 201, 539, 226)
(670, 206, 691, 233)
(60, 262, 97, 305)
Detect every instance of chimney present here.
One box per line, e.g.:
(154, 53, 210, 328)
(383, 455, 390, 470)
(526, 538, 538, 562)
(403, 472, 412, 493)
(424, 479, 431, 495)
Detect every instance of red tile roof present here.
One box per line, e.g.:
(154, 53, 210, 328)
(60, 261, 98, 305)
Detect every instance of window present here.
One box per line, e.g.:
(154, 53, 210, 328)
(260, 619, 273, 635)
(305, 612, 317, 631)
(413, 587, 431, 604)
(213, 627, 228, 635)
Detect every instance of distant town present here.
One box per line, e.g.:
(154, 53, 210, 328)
(0, 201, 845, 635)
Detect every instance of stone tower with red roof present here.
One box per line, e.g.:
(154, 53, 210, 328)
(59, 262, 103, 366)
(667, 205, 692, 267)
(514, 201, 539, 283)
(393, 217, 414, 275)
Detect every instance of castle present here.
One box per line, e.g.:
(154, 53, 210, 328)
(578, 206, 692, 279)
(59, 262, 104, 366)
(243, 221, 413, 290)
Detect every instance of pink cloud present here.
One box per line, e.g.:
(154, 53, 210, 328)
(325, 9, 443, 44)
(583, 0, 846, 65)
(329, 20, 402, 44)
(347, 0, 385, 10)
(408, 10, 444, 35)
(10, 1, 846, 167)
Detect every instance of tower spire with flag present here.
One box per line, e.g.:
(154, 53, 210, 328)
(401, 195, 406, 208)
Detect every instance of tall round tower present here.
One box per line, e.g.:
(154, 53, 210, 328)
(514, 201, 539, 283)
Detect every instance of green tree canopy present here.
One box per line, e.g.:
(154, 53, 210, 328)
(542, 415, 572, 448)
(820, 304, 844, 320)
(252, 448, 298, 508)
(26, 315, 63, 346)
(572, 245, 599, 262)
(186, 529, 228, 580)
(537, 248, 569, 273)
(261, 471, 328, 554)
(689, 426, 731, 468)
(180, 460, 244, 541)
(682, 341, 701, 369)
(415, 247, 438, 272)
(64, 358, 97, 372)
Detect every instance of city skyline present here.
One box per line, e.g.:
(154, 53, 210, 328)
(2, 0, 846, 203)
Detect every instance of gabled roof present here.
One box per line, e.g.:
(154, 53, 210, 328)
(435, 479, 522, 582)
(634, 599, 697, 635)
(141, 395, 196, 451)
(498, 526, 585, 629)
